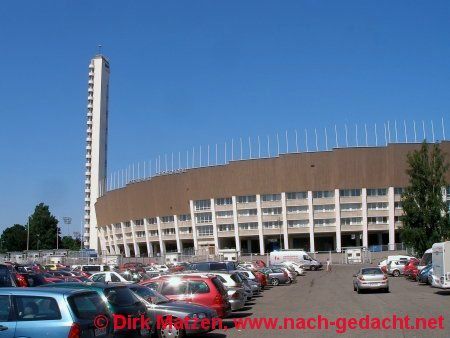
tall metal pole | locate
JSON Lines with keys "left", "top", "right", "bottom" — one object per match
{"left": 26, "top": 217, "right": 30, "bottom": 252}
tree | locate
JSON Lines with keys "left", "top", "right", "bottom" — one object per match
{"left": 0, "top": 224, "right": 27, "bottom": 252}
{"left": 61, "top": 236, "right": 81, "bottom": 251}
{"left": 400, "top": 142, "right": 450, "bottom": 255}
{"left": 28, "top": 203, "right": 60, "bottom": 250}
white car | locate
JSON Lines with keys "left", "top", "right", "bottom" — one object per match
{"left": 282, "top": 261, "right": 305, "bottom": 276}
{"left": 148, "top": 264, "right": 169, "bottom": 272}
{"left": 89, "top": 271, "right": 133, "bottom": 284}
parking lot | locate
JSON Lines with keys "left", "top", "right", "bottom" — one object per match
{"left": 208, "top": 265, "right": 450, "bottom": 338}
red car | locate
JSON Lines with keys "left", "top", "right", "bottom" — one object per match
{"left": 252, "top": 270, "right": 268, "bottom": 288}
{"left": 403, "top": 258, "right": 420, "bottom": 279}
{"left": 142, "top": 274, "right": 231, "bottom": 318}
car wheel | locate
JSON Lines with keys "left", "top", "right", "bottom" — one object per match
{"left": 271, "top": 278, "right": 280, "bottom": 286}
{"left": 310, "top": 266, "right": 317, "bottom": 271}
{"left": 384, "top": 287, "right": 390, "bottom": 293}
{"left": 357, "top": 286, "right": 362, "bottom": 294}
{"left": 392, "top": 270, "right": 400, "bottom": 277}
{"left": 353, "top": 284, "right": 356, "bottom": 291}
{"left": 158, "top": 318, "right": 185, "bottom": 338}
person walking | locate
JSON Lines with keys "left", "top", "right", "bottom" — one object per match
{"left": 326, "top": 258, "right": 332, "bottom": 272}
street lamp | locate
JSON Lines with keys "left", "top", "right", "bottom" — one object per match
{"left": 57, "top": 217, "right": 72, "bottom": 250}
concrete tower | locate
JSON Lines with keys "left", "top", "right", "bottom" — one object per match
{"left": 84, "top": 55, "right": 110, "bottom": 252}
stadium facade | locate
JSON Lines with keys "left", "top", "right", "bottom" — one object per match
{"left": 94, "top": 142, "right": 450, "bottom": 257}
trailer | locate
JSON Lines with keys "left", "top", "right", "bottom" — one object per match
{"left": 432, "top": 242, "right": 450, "bottom": 289}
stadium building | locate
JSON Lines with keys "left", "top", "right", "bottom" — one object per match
{"left": 84, "top": 55, "right": 450, "bottom": 257}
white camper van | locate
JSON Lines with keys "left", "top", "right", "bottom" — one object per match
{"left": 432, "top": 242, "right": 450, "bottom": 289}
{"left": 269, "top": 250, "right": 322, "bottom": 270}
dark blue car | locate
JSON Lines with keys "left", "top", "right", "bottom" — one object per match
{"left": 417, "top": 263, "right": 432, "bottom": 284}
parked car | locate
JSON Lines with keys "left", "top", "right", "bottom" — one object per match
{"left": 386, "top": 260, "right": 406, "bottom": 277}
{"left": 127, "top": 284, "right": 217, "bottom": 337}
{"left": 142, "top": 274, "right": 232, "bottom": 318}
{"left": 403, "top": 258, "right": 420, "bottom": 279}
{"left": 44, "top": 282, "right": 152, "bottom": 337}
{"left": 193, "top": 271, "right": 253, "bottom": 300}
{"left": 259, "top": 267, "right": 290, "bottom": 286}
{"left": 120, "top": 271, "right": 152, "bottom": 283}
{"left": 89, "top": 271, "right": 134, "bottom": 284}
{"left": 0, "top": 264, "right": 15, "bottom": 287}
{"left": 417, "top": 263, "right": 433, "bottom": 284}
{"left": 188, "top": 261, "right": 236, "bottom": 272}
{"left": 120, "top": 262, "right": 145, "bottom": 272}
{"left": 353, "top": 267, "right": 389, "bottom": 293}
{"left": 269, "top": 265, "right": 297, "bottom": 283}
{"left": 0, "top": 287, "right": 113, "bottom": 337}
{"left": 281, "top": 261, "right": 305, "bottom": 276}
{"left": 235, "top": 271, "right": 261, "bottom": 294}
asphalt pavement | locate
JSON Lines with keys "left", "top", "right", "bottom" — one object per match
{"left": 205, "top": 265, "right": 450, "bottom": 338}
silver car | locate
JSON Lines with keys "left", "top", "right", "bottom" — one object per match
{"left": 226, "top": 287, "right": 247, "bottom": 311}
{"left": 386, "top": 260, "right": 406, "bottom": 277}
{"left": 353, "top": 267, "right": 389, "bottom": 293}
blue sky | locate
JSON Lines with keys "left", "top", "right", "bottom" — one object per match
{"left": 1, "top": 1, "right": 450, "bottom": 234}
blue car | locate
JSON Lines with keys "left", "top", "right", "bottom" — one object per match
{"left": 417, "top": 263, "right": 433, "bottom": 284}
{"left": 0, "top": 287, "right": 113, "bottom": 338}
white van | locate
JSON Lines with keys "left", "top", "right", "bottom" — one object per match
{"left": 269, "top": 250, "right": 322, "bottom": 270}
{"left": 432, "top": 242, "right": 450, "bottom": 289}
{"left": 419, "top": 248, "right": 433, "bottom": 270}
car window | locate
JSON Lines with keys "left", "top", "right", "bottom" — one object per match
{"left": 104, "top": 266, "right": 110, "bottom": 271}
{"left": 160, "top": 281, "right": 188, "bottom": 295}
{"left": 111, "top": 274, "right": 121, "bottom": 282}
{"left": 83, "top": 266, "right": 100, "bottom": 272}
{"left": 144, "top": 282, "right": 159, "bottom": 291}
{"left": 68, "top": 292, "right": 109, "bottom": 320}
{"left": 211, "top": 277, "right": 227, "bottom": 295}
{"left": 15, "top": 296, "right": 61, "bottom": 321}
{"left": 231, "top": 273, "right": 243, "bottom": 283}
{"left": 361, "top": 268, "right": 383, "bottom": 275}
{"left": 0, "top": 296, "right": 12, "bottom": 321}
{"left": 188, "top": 281, "right": 210, "bottom": 294}
{"left": 92, "top": 273, "right": 105, "bottom": 282}
{"left": 272, "top": 268, "right": 283, "bottom": 273}
{"left": 104, "top": 287, "right": 137, "bottom": 306}
{"left": 130, "top": 286, "right": 170, "bottom": 304}
{"left": 0, "top": 266, "right": 13, "bottom": 287}
{"left": 216, "top": 275, "right": 227, "bottom": 283}
{"left": 26, "top": 274, "right": 47, "bottom": 287}
{"left": 210, "top": 263, "right": 227, "bottom": 271}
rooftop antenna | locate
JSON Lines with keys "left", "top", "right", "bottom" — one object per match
{"left": 98, "top": 45, "right": 102, "bottom": 55}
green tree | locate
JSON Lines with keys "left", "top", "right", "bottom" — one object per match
{"left": 400, "top": 142, "right": 450, "bottom": 255}
{"left": 28, "top": 203, "right": 60, "bottom": 250}
{"left": 0, "top": 224, "right": 27, "bottom": 252}
{"left": 61, "top": 236, "right": 81, "bottom": 251}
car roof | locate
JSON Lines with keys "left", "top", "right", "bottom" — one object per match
{"left": 43, "top": 282, "right": 128, "bottom": 290}
{"left": 0, "top": 287, "right": 96, "bottom": 296}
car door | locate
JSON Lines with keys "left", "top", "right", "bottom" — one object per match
{"left": 0, "top": 294, "right": 15, "bottom": 338}
{"left": 14, "top": 295, "right": 68, "bottom": 338}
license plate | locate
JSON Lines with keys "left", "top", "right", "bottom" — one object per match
{"left": 140, "top": 329, "right": 150, "bottom": 336}
{"left": 94, "top": 327, "right": 106, "bottom": 336}
{"left": 369, "top": 283, "right": 380, "bottom": 286}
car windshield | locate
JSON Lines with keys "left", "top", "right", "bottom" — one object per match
{"left": 361, "top": 268, "right": 383, "bottom": 275}
{"left": 69, "top": 292, "right": 109, "bottom": 320}
{"left": 104, "top": 286, "right": 138, "bottom": 306}
{"left": 130, "top": 286, "right": 170, "bottom": 304}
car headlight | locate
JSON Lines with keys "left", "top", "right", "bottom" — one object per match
{"left": 189, "top": 313, "right": 206, "bottom": 319}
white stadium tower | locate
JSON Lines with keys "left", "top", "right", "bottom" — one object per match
{"left": 84, "top": 54, "right": 110, "bottom": 251}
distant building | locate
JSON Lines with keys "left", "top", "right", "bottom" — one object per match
{"left": 84, "top": 55, "right": 110, "bottom": 250}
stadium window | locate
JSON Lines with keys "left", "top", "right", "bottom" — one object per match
{"left": 261, "top": 194, "right": 281, "bottom": 202}
{"left": 286, "top": 192, "right": 307, "bottom": 200}
{"left": 216, "top": 197, "right": 232, "bottom": 206}
{"left": 313, "top": 191, "right": 334, "bottom": 199}
{"left": 237, "top": 195, "right": 256, "bottom": 203}
{"left": 339, "top": 189, "right": 361, "bottom": 197}
{"left": 367, "top": 188, "right": 387, "bottom": 196}
{"left": 194, "top": 200, "right": 211, "bottom": 211}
